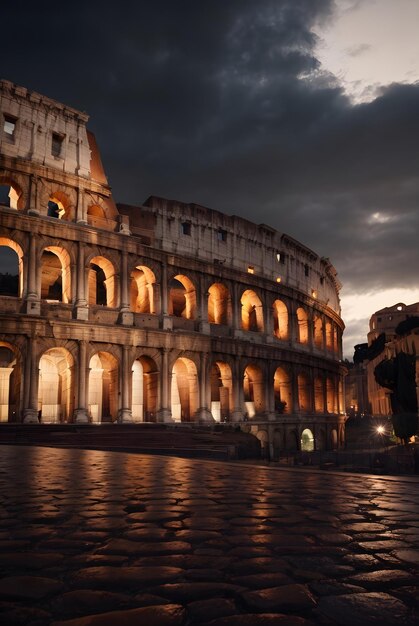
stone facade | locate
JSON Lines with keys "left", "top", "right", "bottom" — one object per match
{"left": 0, "top": 80, "right": 347, "bottom": 454}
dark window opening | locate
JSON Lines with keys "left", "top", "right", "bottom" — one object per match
{"left": 48, "top": 201, "right": 60, "bottom": 218}
{"left": 304, "top": 264, "right": 309, "bottom": 277}
{"left": 91, "top": 263, "right": 107, "bottom": 305}
{"left": 320, "top": 276, "right": 324, "bottom": 285}
{"left": 0, "top": 247, "right": 19, "bottom": 297}
{"left": 217, "top": 229, "right": 227, "bottom": 242}
{"left": 51, "top": 133, "right": 64, "bottom": 158}
{"left": 181, "top": 222, "right": 191, "bottom": 236}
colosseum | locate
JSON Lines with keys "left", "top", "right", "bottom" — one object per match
{"left": 0, "top": 79, "right": 346, "bottom": 455}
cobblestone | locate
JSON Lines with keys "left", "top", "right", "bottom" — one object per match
{"left": 0, "top": 445, "right": 418, "bottom": 625}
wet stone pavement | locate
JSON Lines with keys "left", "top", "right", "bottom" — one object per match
{"left": 0, "top": 446, "right": 418, "bottom": 626}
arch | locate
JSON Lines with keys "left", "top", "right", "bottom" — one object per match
{"left": 326, "top": 378, "right": 336, "bottom": 413}
{"left": 256, "top": 429, "right": 268, "bottom": 459}
{"left": 0, "top": 238, "right": 24, "bottom": 297}
{"left": 208, "top": 283, "right": 232, "bottom": 325}
{"left": 273, "top": 300, "right": 288, "bottom": 340}
{"left": 169, "top": 275, "right": 196, "bottom": 319}
{"left": 38, "top": 348, "right": 74, "bottom": 423}
{"left": 325, "top": 321, "right": 333, "bottom": 350}
{"left": 313, "top": 315, "right": 323, "bottom": 349}
{"left": 243, "top": 364, "right": 265, "bottom": 416}
{"left": 89, "top": 256, "right": 117, "bottom": 307}
{"left": 274, "top": 367, "right": 291, "bottom": 414}
{"left": 132, "top": 356, "right": 159, "bottom": 422}
{"left": 87, "top": 204, "right": 106, "bottom": 218}
{"left": 314, "top": 376, "right": 325, "bottom": 413}
{"left": 0, "top": 179, "right": 22, "bottom": 210}
{"left": 210, "top": 361, "right": 233, "bottom": 421}
{"left": 48, "top": 190, "right": 71, "bottom": 220}
{"left": 296, "top": 307, "right": 308, "bottom": 344}
{"left": 40, "top": 246, "right": 71, "bottom": 303}
{"left": 0, "top": 342, "right": 18, "bottom": 422}
{"left": 241, "top": 290, "right": 264, "bottom": 332}
{"left": 171, "top": 357, "right": 198, "bottom": 421}
{"left": 297, "top": 372, "right": 310, "bottom": 412}
{"left": 301, "top": 428, "right": 314, "bottom": 452}
{"left": 88, "top": 351, "right": 119, "bottom": 422}
{"left": 130, "top": 265, "right": 156, "bottom": 314}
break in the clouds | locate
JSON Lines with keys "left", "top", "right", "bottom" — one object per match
{"left": 1, "top": 0, "right": 418, "bottom": 357}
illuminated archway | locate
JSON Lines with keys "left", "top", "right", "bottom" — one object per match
{"left": 296, "top": 307, "right": 308, "bottom": 344}
{"left": 132, "top": 356, "right": 158, "bottom": 421}
{"left": 38, "top": 348, "right": 74, "bottom": 423}
{"left": 326, "top": 378, "right": 336, "bottom": 413}
{"left": 325, "top": 321, "right": 333, "bottom": 350}
{"left": 0, "top": 180, "right": 21, "bottom": 210}
{"left": 40, "top": 246, "right": 71, "bottom": 303}
{"left": 301, "top": 428, "right": 314, "bottom": 451}
{"left": 273, "top": 300, "right": 288, "bottom": 340}
{"left": 0, "top": 238, "right": 23, "bottom": 297}
{"left": 0, "top": 343, "right": 18, "bottom": 422}
{"left": 314, "top": 315, "right": 323, "bottom": 348}
{"left": 171, "top": 357, "right": 198, "bottom": 421}
{"left": 89, "top": 256, "right": 117, "bottom": 307}
{"left": 169, "top": 275, "right": 196, "bottom": 319}
{"left": 274, "top": 367, "right": 291, "bottom": 414}
{"left": 208, "top": 283, "right": 232, "bottom": 325}
{"left": 210, "top": 361, "right": 233, "bottom": 421}
{"left": 297, "top": 372, "right": 310, "bottom": 412}
{"left": 88, "top": 352, "right": 119, "bottom": 422}
{"left": 331, "top": 428, "right": 338, "bottom": 449}
{"left": 130, "top": 266, "right": 156, "bottom": 314}
{"left": 243, "top": 364, "right": 265, "bottom": 416}
{"left": 47, "top": 191, "right": 71, "bottom": 220}
{"left": 241, "top": 290, "right": 264, "bottom": 332}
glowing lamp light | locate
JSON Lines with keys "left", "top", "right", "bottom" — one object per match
{"left": 311, "top": 290, "right": 317, "bottom": 298}
{"left": 376, "top": 425, "right": 385, "bottom": 435}
{"left": 276, "top": 277, "right": 281, "bottom": 283}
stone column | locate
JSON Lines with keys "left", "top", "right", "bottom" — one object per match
{"left": 230, "top": 360, "right": 244, "bottom": 422}
{"left": 74, "top": 340, "right": 89, "bottom": 423}
{"left": 74, "top": 242, "right": 89, "bottom": 320}
{"left": 118, "top": 345, "right": 133, "bottom": 422}
{"left": 23, "top": 337, "right": 39, "bottom": 423}
{"left": 24, "top": 233, "right": 41, "bottom": 315}
{"left": 198, "top": 276, "right": 210, "bottom": 333}
{"left": 161, "top": 262, "right": 172, "bottom": 330}
{"left": 119, "top": 250, "right": 133, "bottom": 325}
{"left": 76, "top": 186, "right": 87, "bottom": 225}
{"left": 156, "top": 348, "right": 172, "bottom": 422}
{"left": 232, "top": 282, "right": 242, "bottom": 336}
{"left": 196, "top": 352, "right": 214, "bottom": 423}
{"left": 291, "top": 367, "right": 300, "bottom": 414}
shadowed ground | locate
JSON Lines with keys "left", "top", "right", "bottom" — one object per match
{"left": 0, "top": 445, "right": 418, "bottom": 625}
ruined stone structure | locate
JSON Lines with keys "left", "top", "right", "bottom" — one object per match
{"left": 0, "top": 80, "right": 347, "bottom": 454}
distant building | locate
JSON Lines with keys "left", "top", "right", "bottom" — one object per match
{"left": 0, "top": 79, "right": 347, "bottom": 454}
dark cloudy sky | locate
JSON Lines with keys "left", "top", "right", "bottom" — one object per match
{"left": 2, "top": 0, "right": 419, "bottom": 358}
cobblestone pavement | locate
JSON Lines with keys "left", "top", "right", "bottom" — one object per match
{"left": 0, "top": 446, "right": 418, "bottom": 626}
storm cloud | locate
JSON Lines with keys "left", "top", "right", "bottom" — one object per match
{"left": 2, "top": 0, "right": 418, "bottom": 352}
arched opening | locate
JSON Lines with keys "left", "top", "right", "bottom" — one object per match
{"left": 301, "top": 428, "right": 314, "bottom": 452}
{"left": 256, "top": 430, "right": 269, "bottom": 459}
{"left": 241, "top": 290, "right": 264, "bottom": 332}
{"left": 208, "top": 283, "right": 232, "bottom": 325}
{"left": 0, "top": 343, "right": 18, "bottom": 422}
{"left": 326, "top": 378, "right": 336, "bottom": 413}
{"left": 331, "top": 428, "right": 338, "bottom": 450}
{"left": 38, "top": 348, "right": 74, "bottom": 423}
{"left": 296, "top": 307, "right": 308, "bottom": 344}
{"left": 243, "top": 364, "right": 265, "bottom": 417}
{"left": 325, "top": 321, "right": 333, "bottom": 350}
{"left": 210, "top": 361, "right": 233, "bottom": 421}
{"left": 87, "top": 204, "right": 106, "bottom": 218}
{"left": 47, "top": 191, "right": 70, "bottom": 220}
{"left": 297, "top": 372, "right": 310, "bottom": 412}
{"left": 273, "top": 300, "right": 288, "bottom": 340}
{"left": 171, "top": 357, "right": 198, "bottom": 422}
{"left": 0, "top": 239, "right": 23, "bottom": 297}
{"left": 89, "top": 256, "right": 117, "bottom": 307}
{"left": 130, "top": 266, "right": 156, "bottom": 314}
{"left": 88, "top": 352, "right": 119, "bottom": 422}
{"left": 274, "top": 367, "right": 291, "bottom": 414}
{"left": 334, "top": 326, "right": 339, "bottom": 354}
{"left": 0, "top": 181, "right": 20, "bottom": 210}
{"left": 314, "top": 376, "right": 325, "bottom": 413}
{"left": 169, "top": 275, "right": 196, "bottom": 319}
{"left": 132, "top": 356, "right": 158, "bottom": 422}
{"left": 313, "top": 316, "right": 323, "bottom": 348}
{"left": 40, "top": 246, "right": 71, "bottom": 303}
